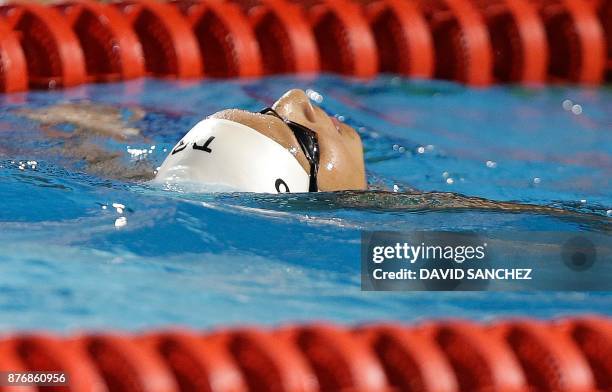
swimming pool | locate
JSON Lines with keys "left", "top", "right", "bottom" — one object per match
{"left": 0, "top": 75, "right": 610, "bottom": 332}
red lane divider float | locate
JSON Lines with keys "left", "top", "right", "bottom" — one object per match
{"left": 172, "top": 0, "right": 262, "bottom": 78}
{"left": 114, "top": 0, "right": 202, "bottom": 78}
{"left": 418, "top": 0, "right": 493, "bottom": 86}
{"left": 355, "top": 324, "right": 458, "bottom": 392}
{"left": 492, "top": 320, "right": 596, "bottom": 392}
{"left": 0, "top": 3, "right": 86, "bottom": 89}
{"left": 10, "top": 334, "right": 105, "bottom": 392}
{"left": 364, "top": 0, "right": 434, "bottom": 79}
{"left": 556, "top": 317, "right": 612, "bottom": 392}
{"left": 298, "top": 0, "right": 379, "bottom": 78}
{"left": 0, "top": 318, "right": 610, "bottom": 391}
{"left": 278, "top": 324, "right": 388, "bottom": 391}
{"left": 76, "top": 334, "right": 179, "bottom": 392}
{"left": 141, "top": 330, "right": 248, "bottom": 392}
{"left": 591, "top": 0, "right": 611, "bottom": 80}
{"left": 424, "top": 321, "right": 527, "bottom": 391}
{"left": 536, "top": 0, "right": 606, "bottom": 84}
{"left": 474, "top": 0, "right": 548, "bottom": 83}
{"left": 56, "top": 0, "right": 145, "bottom": 82}
{"left": 0, "top": 0, "right": 610, "bottom": 91}
{"left": 0, "top": 339, "right": 35, "bottom": 392}
{"left": 211, "top": 328, "right": 317, "bottom": 391}
{"left": 238, "top": 0, "right": 319, "bottom": 75}
{"left": 0, "top": 20, "right": 27, "bottom": 93}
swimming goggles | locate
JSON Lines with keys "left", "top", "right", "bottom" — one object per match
{"left": 260, "top": 107, "right": 320, "bottom": 192}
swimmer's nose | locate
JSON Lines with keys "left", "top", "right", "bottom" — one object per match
{"left": 273, "top": 89, "right": 319, "bottom": 125}
{"left": 300, "top": 97, "right": 318, "bottom": 123}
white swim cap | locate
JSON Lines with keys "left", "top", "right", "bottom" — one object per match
{"left": 153, "top": 118, "right": 310, "bottom": 193}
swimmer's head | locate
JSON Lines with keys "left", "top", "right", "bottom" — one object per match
{"left": 154, "top": 89, "right": 367, "bottom": 193}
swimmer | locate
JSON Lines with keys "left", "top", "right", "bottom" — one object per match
{"left": 14, "top": 91, "right": 608, "bottom": 219}
{"left": 152, "top": 89, "right": 609, "bottom": 220}
{"left": 154, "top": 89, "right": 366, "bottom": 192}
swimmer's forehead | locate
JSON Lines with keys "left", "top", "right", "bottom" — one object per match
{"left": 209, "top": 108, "right": 290, "bottom": 134}
{"left": 208, "top": 108, "right": 310, "bottom": 173}
{"left": 210, "top": 108, "right": 275, "bottom": 123}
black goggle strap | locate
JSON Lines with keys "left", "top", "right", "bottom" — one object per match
{"left": 259, "top": 107, "right": 319, "bottom": 192}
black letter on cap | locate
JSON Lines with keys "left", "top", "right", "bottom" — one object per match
{"left": 193, "top": 136, "right": 215, "bottom": 153}
{"left": 275, "top": 179, "right": 290, "bottom": 193}
{"left": 171, "top": 140, "right": 187, "bottom": 155}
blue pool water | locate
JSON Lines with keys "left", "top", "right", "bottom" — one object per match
{"left": 0, "top": 76, "right": 610, "bottom": 332}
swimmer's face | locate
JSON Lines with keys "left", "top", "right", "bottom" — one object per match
{"left": 210, "top": 89, "right": 367, "bottom": 191}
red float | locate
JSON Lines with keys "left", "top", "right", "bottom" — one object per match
{"left": 417, "top": 0, "right": 493, "bottom": 86}
{"left": 0, "top": 21, "right": 27, "bottom": 93}
{"left": 208, "top": 328, "right": 317, "bottom": 391}
{"left": 536, "top": 0, "right": 606, "bottom": 84}
{"left": 8, "top": 334, "right": 104, "bottom": 392}
{"left": 237, "top": 0, "right": 319, "bottom": 75}
{"left": 0, "top": 3, "right": 86, "bottom": 89}
{"left": 139, "top": 330, "right": 248, "bottom": 392}
{"left": 55, "top": 0, "right": 145, "bottom": 82}
{"left": 75, "top": 334, "right": 179, "bottom": 392}
{"left": 277, "top": 324, "right": 389, "bottom": 391}
{"left": 114, "top": 0, "right": 202, "bottom": 78}
{"left": 172, "top": 0, "right": 261, "bottom": 78}
{"left": 0, "top": 338, "right": 36, "bottom": 392}
{"left": 473, "top": 0, "right": 548, "bottom": 83}
{"left": 296, "top": 0, "right": 378, "bottom": 77}
{"left": 591, "top": 0, "right": 611, "bottom": 80}
{"left": 364, "top": 0, "right": 434, "bottom": 78}
{"left": 556, "top": 317, "right": 612, "bottom": 391}
{"left": 423, "top": 321, "right": 527, "bottom": 391}
{"left": 356, "top": 324, "right": 458, "bottom": 392}
{"left": 492, "top": 320, "right": 595, "bottom": 392}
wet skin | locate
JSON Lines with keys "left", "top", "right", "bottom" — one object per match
{"left": 210, "top": 89, "right": 367, "bottom": 191}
